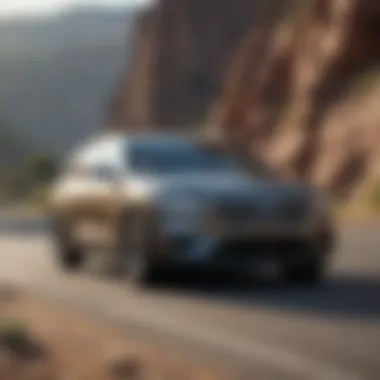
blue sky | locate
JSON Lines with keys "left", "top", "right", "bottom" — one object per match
{"left": 0, "top": 0, "right": 153, "bottom": 18}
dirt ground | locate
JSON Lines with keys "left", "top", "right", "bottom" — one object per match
{"left": 0, "top": 285, "right": 225, "bottom": 380}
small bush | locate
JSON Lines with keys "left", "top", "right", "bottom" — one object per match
{"left": 26, "top": 153, "right": 58, "bottom": 186}
{"left": 0, "top": 319, "right": 29, "bottom": 349}
{"left": 0, "top": 152, "right": 58, "bottom": 207}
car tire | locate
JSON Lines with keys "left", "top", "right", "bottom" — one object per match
{"left": 117, "top": 210, "right": 158, "bottom": 288}
{"left": 285, "top": 259, "right": 325, "bottom": 286}
{"left": 57, "top": 244, "right": 85, "bottom": 271}
{"left": 285, "top": 230, "right": 334, "bottom": 287}
{"left": 51, "top": 217, "right": 85, "bottom": 272}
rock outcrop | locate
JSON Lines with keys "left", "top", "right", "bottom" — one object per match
{"left": 110, "top": 0, "right": 380, "bottom": 201}
{"left": 215, "top": 0, "right": 380, "bottom": 199}
{"left": 109, "top": 0, "right": 286, "bottom": 128}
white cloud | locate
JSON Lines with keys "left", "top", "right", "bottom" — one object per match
{"left": 0, "top": 0, "right": 152, "bottom": 18}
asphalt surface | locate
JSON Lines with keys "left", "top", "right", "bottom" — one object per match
{"left": 0, "top": 216, "right": 379, "bottom": 380}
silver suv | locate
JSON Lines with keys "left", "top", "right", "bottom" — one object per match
{"left": 48, "top": 132, "right": 335, "bottom": 286}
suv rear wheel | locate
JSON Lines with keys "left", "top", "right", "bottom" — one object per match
{"left": 286, "top": 231, "right": 333, "bottom": 286}
{"left": 285, "top": 255, "right": 326, "bottom": 286}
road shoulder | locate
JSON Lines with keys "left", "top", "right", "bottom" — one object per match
{"left": 0, "top": 285, "right": 224, "bottom": 380}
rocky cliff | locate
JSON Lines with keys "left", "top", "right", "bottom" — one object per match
{"left": 109, "top": 0, "right": 289, "bottom": 128}
{"left": 110, "top": 0, "right": 379, "bottom": 203}
{"left": 214, "top": 0, "right": 380, "bottom": 200}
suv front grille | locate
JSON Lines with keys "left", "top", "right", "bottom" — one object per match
{"left": 219, "top": 203, "right": 260, "bottom": 225}
{"left": 218, "top": 198, "right": 308, "bottom": 225}
{"left": 215, "top": 238, "right": 310, "bottom": 261}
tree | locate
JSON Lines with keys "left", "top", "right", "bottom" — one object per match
{"left": 26, "top": 153, "right": 58, "bottom": 186}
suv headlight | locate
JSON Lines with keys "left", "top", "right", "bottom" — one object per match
{"left": 160, "top": 197, "right": 205, "bottom": 234}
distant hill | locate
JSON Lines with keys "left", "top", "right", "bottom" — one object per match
{"left": 0, "top": 6, "right": 139, "bottom": 157}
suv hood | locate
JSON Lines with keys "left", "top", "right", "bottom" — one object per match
{"left": 128, "top": 171, "right": 313, "bottom": 203}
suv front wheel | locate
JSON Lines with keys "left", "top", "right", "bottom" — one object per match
{"left": 51, "top": 217, "right": 85, "bottom": 272}
{"left": 57, "top": 243, "right": 85, "bottom": 271}
{"left": 285, "top": 259, "right": 325, "bottom": 286}
{"left": 117, "top": 210, "right": 158, "bottom": 287}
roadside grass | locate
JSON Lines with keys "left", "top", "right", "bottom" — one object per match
{"left": 0, "top": 151, "right": 57, "bottom": 213}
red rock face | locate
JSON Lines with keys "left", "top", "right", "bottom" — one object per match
{"left": 215, "top": 0, "right": 380, "bottom": 199}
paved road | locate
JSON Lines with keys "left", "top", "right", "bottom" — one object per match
{"left": 0, "top": 217, "right": 379, "bottom": 380}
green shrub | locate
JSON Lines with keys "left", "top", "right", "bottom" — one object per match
{"left": 0, "top": 319, "right": 29, "bottom": 348}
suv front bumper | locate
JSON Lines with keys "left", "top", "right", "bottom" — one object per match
{"left": 156, "top": 223, "right": 335, "bottom": 272}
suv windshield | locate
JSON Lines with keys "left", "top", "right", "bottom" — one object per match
{"left": 129, "top": 140, "right": 236, "bottom": 174}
